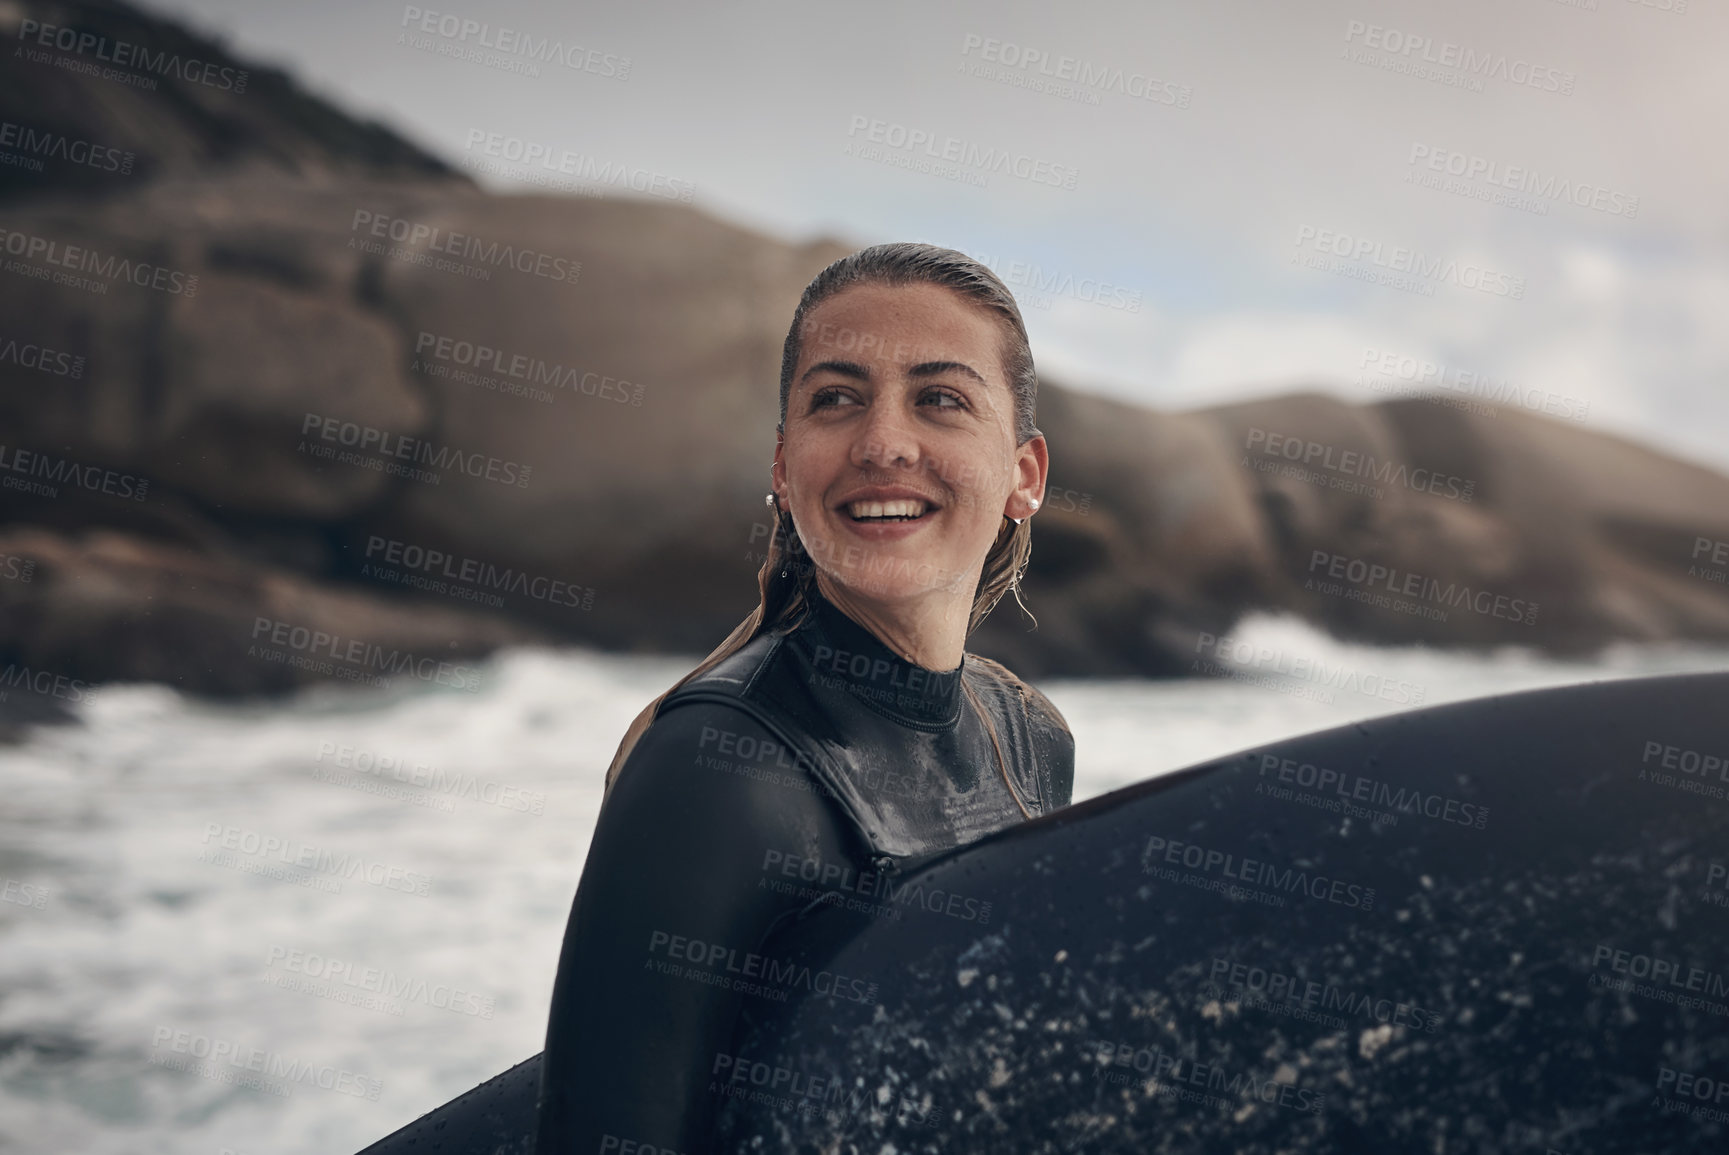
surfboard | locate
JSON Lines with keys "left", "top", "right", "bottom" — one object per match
{"left": 355, "top": 1052, "right": 539, "bottom": 1154}
{"left": 359, "top": 671, "right": 1729, "bottom": 1153}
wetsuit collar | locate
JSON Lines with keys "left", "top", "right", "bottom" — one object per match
{"left": 796, "top": 586, "right": 965, "bottom": 730}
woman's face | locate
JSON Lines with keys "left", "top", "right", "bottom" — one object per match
{"left": 773, "top": 281, "right": 1048, "bottom": 609}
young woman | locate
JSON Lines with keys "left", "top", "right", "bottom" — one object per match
{"left": 534, "top": 242, "right": 1075, "bottom": 1153}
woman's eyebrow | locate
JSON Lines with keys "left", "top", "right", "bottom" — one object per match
{"left": 799, "top": 359, "right": 871, "bottom": 386}
{"left": 908, "top": 360, "right": 986, "bottom": 384}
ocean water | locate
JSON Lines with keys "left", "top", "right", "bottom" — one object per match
{"left": 0, "top": 614, "right": 1725, "bottom": 1154}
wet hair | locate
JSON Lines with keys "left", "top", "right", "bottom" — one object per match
{"left": 604, "top": 242, "right": 1043, "bottom": 797}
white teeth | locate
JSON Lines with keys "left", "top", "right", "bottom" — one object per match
{"left": 847, "top": 498, "right": 928, "bottom": 520}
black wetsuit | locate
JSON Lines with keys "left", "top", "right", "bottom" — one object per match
{"left": 533, "top": 588, "right": 1075, "bottom": 1153}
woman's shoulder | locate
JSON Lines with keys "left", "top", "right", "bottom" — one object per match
{"left": 615, "top": 624, "right": 838, "bottom": 798}
{"left": 609, "top": 692, "right": 844, "bottom": 824}
{"left": 661, "top": 626, "right": 790, "bottom": 709}
{"left": 964, "top": 652, "right": 1073, "bottom": 736}
{"left": 627, "top": 690, "right": 800, "bottom": 780}
{"left": 963, "top": 652, "right": 1076, "bottom": 811}
{"left": 968, "top": 653, "right": 1071, "bottom": 809}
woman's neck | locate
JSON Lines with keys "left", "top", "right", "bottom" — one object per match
{"left": 812, "top": 571, "right": 969, "bottom": 673}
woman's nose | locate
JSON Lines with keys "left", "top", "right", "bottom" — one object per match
{"left": 852, "top": 401, "right": 921, "bottom": 471}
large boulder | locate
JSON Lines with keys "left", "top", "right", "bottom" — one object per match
{"left": 0, "top": 525, "right": 535, "bottom": 696}
{"left": 1198, "top": 393, "right": 1729, "bottom": 653}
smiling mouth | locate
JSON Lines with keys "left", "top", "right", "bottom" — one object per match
{"left": 845, "top": 499, "right": 934, "bottom": 522}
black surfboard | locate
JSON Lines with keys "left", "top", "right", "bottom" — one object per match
{"left": 359, "top": 671, "right": 1729, "bottom": 1154}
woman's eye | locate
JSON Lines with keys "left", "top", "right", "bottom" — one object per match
{"left": 809, "top": 386, "right": 963, "bottom": 411}
{"left": 810, "top": 388, "right": 858, "bottom": 410}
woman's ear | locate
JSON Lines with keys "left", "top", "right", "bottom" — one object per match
{"left": 1005, "top": 434, "right": 1049, "bottom": 521}
{"left": 770, "top": 431, "right": 787, "bottom": 507}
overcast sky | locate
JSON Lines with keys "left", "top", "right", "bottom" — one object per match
{"left": 146, "top": 0, "right": 1728, "bottom": 470}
